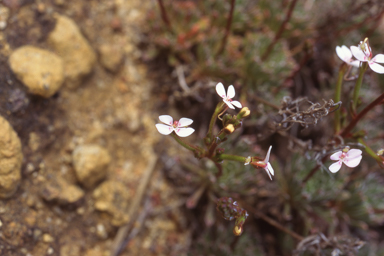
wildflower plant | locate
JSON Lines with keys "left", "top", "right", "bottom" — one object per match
{"left": 156, "top": 82, "right": 275, "bottom": 233}
{"left": 149, "top": 0, "right": 384, "bottom": 254}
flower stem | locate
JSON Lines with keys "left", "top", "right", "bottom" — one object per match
{"left": 352, "top": 62, "right": 368, "bottom": 111}
{"left": 206, "top": 102, "right": 225, "bottom": 144}
{"left": 170, "top": 133, "right": 199, "bottom": 152}
{"left": 334, "top": 64, "right": 347, "bottom": 133}
{"left": 357, "top": 138, "right": 383, "bottom": 162}
{"left": 218, "top": 154, "right": 247, "bottom": 163}
{"left": 340, "top": 91, "right": 384, "bottom": 137}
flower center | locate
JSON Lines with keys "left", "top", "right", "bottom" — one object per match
{"left": 172, "top": 121, "right": 179, "bottom": 128}
{"left": 253, "top": 161, "right": 267, "bottom": 168}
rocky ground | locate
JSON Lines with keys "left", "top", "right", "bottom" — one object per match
{"left": 0, "top": 1, "right": 190, "bottom": 255}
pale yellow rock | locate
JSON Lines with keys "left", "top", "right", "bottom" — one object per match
{"left": 93, "top": 180, "right": 130, "bottom": 226}
{"left": 98, "top": 44, "right": 124, "bottom": 73}
{"left": 40, "top": 174, "right": 84, "bottom": 204}
{"left": 0, "top": 115, "right": 23, "bottom": 198}
{"left": 48, "top": 14, "right": 96, "bottom": 88}
{"left": 9, "top": 46, "right": 64, "bottom": 98}
{"left": 72, "top": 144, "right": 111, "bottom": 188}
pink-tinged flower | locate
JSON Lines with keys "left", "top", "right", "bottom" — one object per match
{"left": 155, "top": 115, "right": 195, "bottom": 137}
{"left": 329, "top": 146, "right": 362, "bottom": 173}
{"left": 350, "top": 38, "right": 384, "bottom": 74}
{"left": 336, "top": 45, "right": 360, "bottom": 67}
{"left": 216, "top": 82, "right": 242, "bottom": 109}
{"left": 250, "top": 146, "right": 274, "bottom": 180}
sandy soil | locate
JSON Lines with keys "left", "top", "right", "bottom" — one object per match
{"left": 0, "top": 1, "right": 190, "bottom": 255}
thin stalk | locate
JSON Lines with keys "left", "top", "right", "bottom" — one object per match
{"left": 214, "top": 161, "right": 223, "bottom": 177}
{"left": 247, "top": 206, "right": 303, "bottom": 241}
{"left": 206, "top": 102, "right": 225, "bottom": 143}
{"left": 358, "top": 138, "right": 383, "bottom": 162}
{"left": 156, "top": 0, "right": 171, "bottom": 29}
{"left": 352, "top": 62, "right": 368, "bottom": 111}
{"left": 302, "top": 155, "right": 328, "bottom": 185}
{"left": 341, "top": 91, "right": 384, "bottom": 137}
{"left": 219, "top": 154, "right": 247, "bottom": 163}
{"left": 334, "top": 64, "right": 347, "bottom": 133}
{"left": 170, "top": 133, "right": 199, "bottom": 152}
{"left": 261, "top": 0, "right": 298, "bottom": 61}
{"left": 216, "top": 0, "right": 236, "bottom": 56}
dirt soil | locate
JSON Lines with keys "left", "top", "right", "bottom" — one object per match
{"left": 0, "top": 1, "right": 190, "bottom": 255}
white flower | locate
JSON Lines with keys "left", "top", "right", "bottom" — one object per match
{"left": 336, "top": 45, "right": 360, "bottom": 67}
{"left": 216, "top": 82, "right": 242, "bottom": 109}
{"left": 155, "top": 115, "right": 195, "bottom": 137}
{"left": 329, "top": 146, "right": 362, "bottom": 173}
{"left": 350, "top": 39, "right": 384, "bottom": 74}
{"left": 251, "top": 146, "right": 274, "bottom": 180}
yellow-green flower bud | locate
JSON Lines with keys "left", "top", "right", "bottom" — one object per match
{"left": 224, "top": 124, "right": 235, "bottom": 134}
{"left": 237, "top": 107, "right": 250, "bottom": 119}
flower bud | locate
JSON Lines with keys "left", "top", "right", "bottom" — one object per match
{"left": 224, "top": 124, "right": 235, "bottom": 134}
{"left": 237, "top": 107, "right": 250, "bottom": 119}
{"left": 233, "top": 225, "right": 243, "bottom": 236}
{"left": 222, "top": 114, "right": 233, "bottom": 127}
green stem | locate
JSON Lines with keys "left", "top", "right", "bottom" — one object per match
{"left": 352, "top": 62, "right": 368, "bottom": 111}
{"left": 170, "top": 133, "right": 200, "bottom": 152}
{"left": 358, "top": 138, "right": 382, "bottom": 162}
{"left": 334, "top": 64, "right": 346, "bottom": 133}
{"left": 206, "top": 102, "right": 225, "bottom": 144}
{"left": 219, "top": 154, "right": 247, "bottom": 163}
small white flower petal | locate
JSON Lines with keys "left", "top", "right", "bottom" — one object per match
{"left": 346, "top": 149, "right": 362, "bottom": 158}
{"left": 159, "top": 115, "right": 173, "bottom": 125}
{"left": 216, "top": 82, "right": 226, "bottom": 98}
{"left": 336, "top": 46, "right": 345, "bottom": 62}
{"left": 227, "top": 85, "right": 235, "bottom": 99}
{"left": 350, "top": 60, "right": 360, "bottom": 67}
{"left": 372, "top": 54, "right": 384, "bottom": 63}
{"left": 264, "top": 167, "right": 272, "bottom": 180}
{"left": 329, "top": 162, "right": 342, "bottom": 173}
{"left": 266, "top": 162, "right": 274, "bottom": 176}
{"left": 330, "top": 151, "right": 342, "bottom": 161}
{"left": 178, "top": 117, "right": 193, "bottom": 127}
{"left": 369, "top": 62, "right": 384, "bottom": 74}
{"left": 224, "top": 101, "right": 235, "bottom": 109}
{"left": 344, "top": 155, "right": 362, "bottom": 168}
{"left": 341, "top": 45, "right": 353, "bottom": 60}
{"left": 230, "top": 100, "right": 242, "bottom": 108}
{"left": 351, "top": 46, "right": 367, "bottom": 62}
{"left": 156, "top": 124, "right": 173, "bottom": 135}
{"left": 175, "top": 127, "right": 195, "bottom": 137}
{"left": 264, "top": 146, "right": 272, "bottom": 163}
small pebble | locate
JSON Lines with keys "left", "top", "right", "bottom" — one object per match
{"left": 43, "top": 233, "right": 54, "bottom": 243}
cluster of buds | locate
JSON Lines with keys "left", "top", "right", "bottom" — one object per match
{"left": 216, "top": 197, "right": 249, "bottom": 236}
{"left": 221, "top": 107, "right": 250, "bottom": 134}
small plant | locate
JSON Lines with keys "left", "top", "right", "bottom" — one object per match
{"left": 149, "top": 1, "right": 384, "bottom": 254}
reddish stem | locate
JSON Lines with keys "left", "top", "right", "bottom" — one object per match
{"left": 340, "top": 91, "right": 384, "bottom": 138}
{"left": 303, "top": 91, "right": 384, "bottom": 184}
{"left": 156, "top": 0, "right": 171, "bottom": 28}
{"left": 217, "top": 0, "right": 236, "bottom": 56}
{"left": 261, "top": 0, "right": 298, "bottom": 61}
